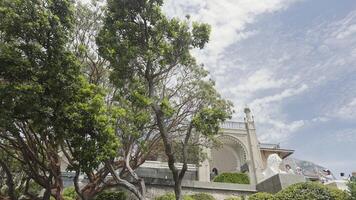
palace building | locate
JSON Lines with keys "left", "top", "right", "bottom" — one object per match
{"left": 60, "top": 108, "right": 336, "bottom": 199}
{"left": 138, "top": 107, "right": 294, "bottom": 185}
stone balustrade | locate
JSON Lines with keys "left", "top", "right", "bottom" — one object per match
{"left": 220, "top": 121, "right": 246, "bottom": 130}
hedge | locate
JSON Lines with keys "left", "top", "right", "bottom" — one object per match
{"left": 154, "top": 193, "right": 194, "bottom": 200}
{"left": 248, "top": 192, "right": 274, "bottom": 200}
{"left": 328, "top": 187, "right": 350, "bottom": 200}
{"left": 248, "top": 183, "right": 350, "bottom": 200}
{"left": 155, "top": 183, "right": 350, "bottom": 200}
{"left": 95, "top": 191, "right": 127, "bottom": 200}
{"left": 275, "top": 182, "right": 333, "bottom": 200}
{"left": 49, "top": 187, "right": 77, "bottom": 200}
{"left": 213, "top": 172, "right": 250, "bottom": 184}
{"left": 63, "top": 187, "right": 77, "bottom": 200}
{"left": 224, "top": 196, "right": 242, "bottom": 200}
{"left": 348, "top": 180, "right": 356, "bottom": 200}
{"left": 190, "top": 193, "right": 215, "bottom": 200}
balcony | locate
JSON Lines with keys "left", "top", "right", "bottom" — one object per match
{"left": 259, "top": 143, "right": 280, "bottom": 149}
{"left": 220, "top": 121, "right": 246, "bottom": 130}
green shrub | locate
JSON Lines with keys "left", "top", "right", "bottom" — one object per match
{"left": 28, "top": 180, "right": 43, "bottom": 195}
{"left": 213, "top": 172, "right": 250, "bottom": 184}
{"left": 190, "top": 193, "right": 215, "bottom": 200}
{"left": 154, "top": 193, "right": 194, "bottom": 200}
{"left": 275, "top": 182, "right": 333, "bottom": 200}
{"left": 63, "top": 187, "right": 77, "bottom": 200}
{"left": 224, "top": 196, "right": 242, "bottom": 200}
{"left": 155, "top": 193, "right": 175, "bottom": 200}
{"left": 248, "top": 192, "right": 274, "bottom": 200}
{"left": 184, "top": 195, "right": 195, "bottom": 200}
{"left": 348, "top": 180, "right": 356, "bottom": 200}
{"left": 327, "top": 187, "right": 350, "bottom": 200}
{"left": 95, "top": 191, "right": 127, "bottom": 200}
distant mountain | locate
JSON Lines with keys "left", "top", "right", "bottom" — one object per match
{"left": 283, "top": 157, "right": 335, "bottom": 180}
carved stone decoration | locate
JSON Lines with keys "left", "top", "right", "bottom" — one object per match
{"left": 262, "top": 153, "right": 286, "bottom": 179}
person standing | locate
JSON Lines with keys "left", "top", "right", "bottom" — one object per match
{"left": 285, "top": 164, "right": 295, "bottom": 174}
{"left": 210, "top": 168, "right": 219, "bottom": 181}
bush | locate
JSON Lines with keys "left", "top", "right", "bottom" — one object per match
{"left": 154, "top": 193, "right": 194, "bottom": 200}
{"left": 275, "top": 182, "right": 333, "bottom": 200}
{"left": 224, "top": 196, "right": 242, "bottom": 200}
{"left": 63, "top": 196, "right": 74, "bottom": 200}
{"left": 248, "top": 192, "right": 274, "bottom": 200}
{"left": 95, "top": 191, "right": 127, "bottom": 200}
{"left": 63, "top": 187, "right": 77, "bottom": 200}
{"left": 348, "top": 180, "right": 356, "bottom": 200}
{"left": 190, "top": 193, "right": 215, "bottom": 200}
{"left": 184, "top": 195, "right": 195, "bottom": 200}
{"left": 27, "top": 180, "right": 43, "bottom": 195}
{"left": 213, "top": 172, "right": 250, "bottom": 184}
{"left": 328, "top": 187, "right": 350, "bottom": 200}
{"left": 155, "top": 193, "right": 175, "bottom": 200}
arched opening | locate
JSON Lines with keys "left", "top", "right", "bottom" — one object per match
{"left": 210, "top": 135, "right": 247, "bottom": 173}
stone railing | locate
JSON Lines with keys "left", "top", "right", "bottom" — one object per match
{"left": 140, "top": 160, "right": 198, "bottom": 171}
{"left": 259, "top": 143, "right": 280, "bottom": 149}
{"left": 220, "top": 121, "right": 245, "bottom": 130}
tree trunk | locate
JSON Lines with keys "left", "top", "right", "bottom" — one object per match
{"left": 118, "top": 180, "right": 145, "bottom": 200}
{"left": 125, "top": 146, "right": 146, "bottom": 197}
{"left": 0, "top": 160, "right": 17, "bottom": 200}
{"left": 174, "top": 178, "right": 183, "bottom": 200}
{"left": 43, "top": 175, "right": 53, "bottom": 200}
{"left": 52, "top": 175, "right": 64, "bottom": 200}
{"left": 106, "top": 162, "right": 146, "bottom": 200}
{"left": 154, "top": 108, "right": 184, "bottom": 200}
{"left": 74, "top": 170, "right": 87, "bottom": 200}
{"left": 54, "top": 184, "right": 64, "bottom": 200}
{"left": 43, "top": 186, "right": 52, "bottom": 200}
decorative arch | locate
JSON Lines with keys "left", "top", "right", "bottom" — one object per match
{"left": 210, "top": 134, "right": 249, "bottom": 173}
{"left": 217, "top": 135, "right": 248, "bottom": 161}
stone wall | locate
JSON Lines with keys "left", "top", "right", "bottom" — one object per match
{"left": 256, "top": 173, "right": 306, "bottom": 194}
{"left": 144, "top": 180, "right": 256, "bottom": 200}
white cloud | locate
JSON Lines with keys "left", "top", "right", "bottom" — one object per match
{"left": 330, "top": 11, "right": 356, "bottom": 39}
{"left": 259, "top": 119, "right": 305, "bottom": 142}
{"left": 163, "top": 1, "right": 308, "bottom": 144}
{"left": 163, "top": 0, "right": 301, "bottom": 67}
{"left": 251, "top": 84, "right": 308, "bottom": 107}
{"left": 164, "top": 1, "right": 356, "bottom": 145}
{"left": 220, "top": 69, "right": 295, "bottom": 103}
{"left": 232, "top": 84, "right": 309, "bottom": 143}
{"left": 311, "top": 117, "right": 330, "bottom": 122}
{"left": 334, "top": 129, "right": 356, "bottom": 143}
{"left": 333, "top": 98, "right": 356, "bottom": 120}
{"left": 335, "top": 24, "right": 356, "bottom": 39}
{"left": 234, "top": 69, "right": 288, "bottom": 92}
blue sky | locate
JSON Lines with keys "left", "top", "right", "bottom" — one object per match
{"left": 164, "top": 0, "right": 356, "bottom": 176}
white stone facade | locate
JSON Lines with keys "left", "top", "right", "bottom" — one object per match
{"left": 198, "top": 108, "right": 294, "bottom": 184}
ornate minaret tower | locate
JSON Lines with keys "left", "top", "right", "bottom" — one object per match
{"left": 244, "top": 107, "right": 264, "bottom": 184}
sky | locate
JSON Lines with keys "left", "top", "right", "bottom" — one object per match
{"left": 163, "top": 0, "right": 356, "bottom": 176}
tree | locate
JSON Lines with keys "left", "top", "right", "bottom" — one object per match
{"left": 97, "top": 1, "right": 233, "bottom": 200}
{"left": 0, "top": 0, "right": 118, "bottom": 199}
{"left": 64, "top": 2, "right": 161, "bottom": 200}
{"left": 71, "top": 0, "right": 109, "bottom": 87}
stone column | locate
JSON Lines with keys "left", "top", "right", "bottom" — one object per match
{"left": 245, "top": 107, "right": 264, "bottom": 184}
{"left": 245, "top": 160, "right": 256, "bottom": 185}
{"left": 198, "top": 147, "right": 211, "bottom": 182}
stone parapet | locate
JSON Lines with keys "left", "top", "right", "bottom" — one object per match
{"left": 144, "top": 180, "right": 256, "bottom": 200}
{"left": 256, "top": 173, "right": 306, "bottom": 194}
